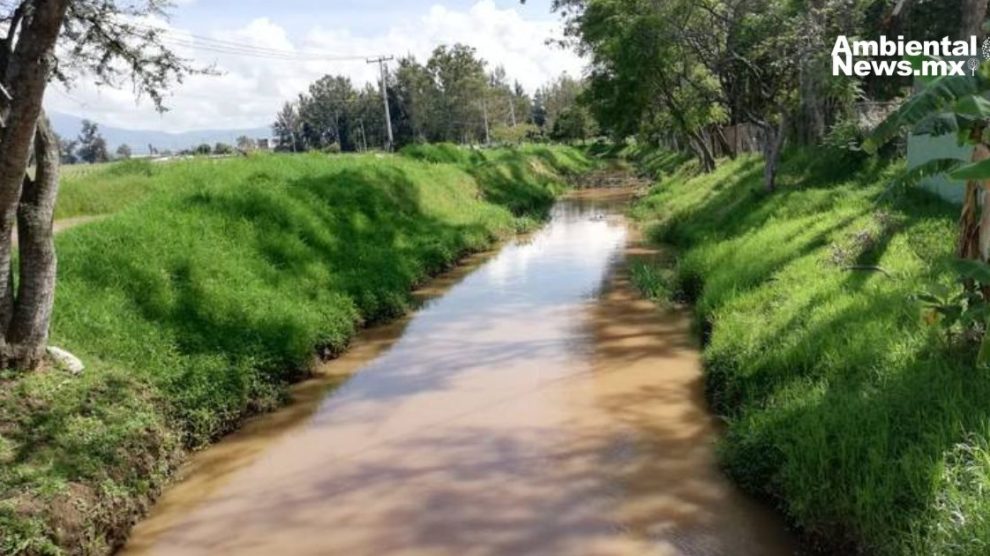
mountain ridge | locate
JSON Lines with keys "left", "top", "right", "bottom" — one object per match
{"left": 49, "top": 112, "right": 272, "bottom": 155}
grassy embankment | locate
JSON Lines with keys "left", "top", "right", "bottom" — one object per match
{"left": 0, "top": 144, "right": 592, "bottom": 555}
{"left": 624, "top": 143, "right": 990, "bottom": 555}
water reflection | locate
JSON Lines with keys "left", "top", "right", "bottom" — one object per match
{"left": 123, "top": 190, "right": 796, "bottom": 556}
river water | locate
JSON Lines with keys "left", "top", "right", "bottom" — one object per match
{"left": 123, "top": 190, "right": 797, "bottom": 556}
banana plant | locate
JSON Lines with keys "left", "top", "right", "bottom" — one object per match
{"left": 918, "top": 259, "right": 990, "bottom": 366}
{"left": 867, "top": 60, "right": 990, "bottom": 366}
{"left": 864, "top": 66, "right": 987, "bottom": 154}
{"left": 866, "top": 60, "right": 990, "bottom": 261}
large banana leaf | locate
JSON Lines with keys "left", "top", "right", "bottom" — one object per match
{"left": 901, "top": 157, "right": 965, "bottom": 184}
{"left": 955, "top": 94, "right": 990, "bottom": 119}
{"left": 912, "top": 111, "right": 962, "bottom": 136}
{"left": 951, "top": 157, "right": 990, "bottom": 180}
{"left": 863, "top": 74, "right": 981, "bottom": 154}
{"left": 878, "top": 158, "right": 964, "bottom": 202}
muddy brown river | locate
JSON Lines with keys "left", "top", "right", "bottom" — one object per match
{"left": 123, "top": 190, "right": 797, "bottom": 556}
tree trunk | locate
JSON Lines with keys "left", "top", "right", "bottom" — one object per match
{"left": 798, "top": 63, "right": 826, "bottom": 145}
{"left": 0, "top": 0, "right": 70, "bottom": 369}
{"left": 797, "top": 3, "right": 827, "bottom": 146}
{"left": 960, "top": 0, "right": 989, "bottom": 40}
{"left": 958, "top": 144, "right": 990, "bottom": 261}
{"left": 956, "top": 143, "right": 990, "bottom": 303}
{"left": 714, "top": 125, "right": 736, "bottom": 159}
{"left": 762, "top": 116, "right": 787, "bottom": 193}
{"left": 689, "top": 130, "right": 716, "bottom": 172}
{"left": 6, "top": 114, "right": 59, "bottom": 368}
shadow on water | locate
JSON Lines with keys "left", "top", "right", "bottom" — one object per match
{"left": 122, "top": 188, "right": 798, "bottom": 556}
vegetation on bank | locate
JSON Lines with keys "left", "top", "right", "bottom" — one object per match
{"left": 625, "top": 144, "right": 990, "bottom": 555}
{"left": 0, "top": 145, "right": 591, "bottom": 555}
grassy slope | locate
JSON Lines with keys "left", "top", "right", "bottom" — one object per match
{"left": 0, "top": 145, "right": 591, "bottom": 555}
{"left": 628, "top": 145, "right": 990, "bottom": 555}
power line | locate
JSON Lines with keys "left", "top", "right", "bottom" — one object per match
{"left": 128, "top": 23, "right": 372, "bottom": 62}
{"left": 161, "top": 37, "right": 367, "bottom": 61}
{"left": 161, "top": 39, "right": 334, "bottom": 61}
{"left": 160, "top": 37, "right": 366, "bottom": 62}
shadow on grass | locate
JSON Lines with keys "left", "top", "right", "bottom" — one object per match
{"left": 633, "top": 145, "right": 982, "bottom": 553}
{"left": 54, "top": 153, "right": 572, "bottom": 444}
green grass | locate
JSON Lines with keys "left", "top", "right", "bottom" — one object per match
{"left": 56, "top": 159, "right": 165, "bottom": 219}
{"left": 398, "top": 142, "right": 487, "bottom": 165}
{"left": 57, "top": 145, "right": 594, "bottom": 221}
{"left": 629, "top": 260, "right": 679, "bottom": 304}
{"left": 1, "top": 145, "right": 591, "bottom": 555}
{"left": 630, "top": 146, "right": 990, "bottom": 555}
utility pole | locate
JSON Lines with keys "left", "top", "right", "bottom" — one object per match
{"left": 509, "top": 95, "right": 517, "bottom": 127}
{"left": 367, "top": 55, "right": 395, "bottom": 151}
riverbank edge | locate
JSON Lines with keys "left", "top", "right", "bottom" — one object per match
{"left": 618, "top": 148, "right": 855, "bottom": 555}
{"left": 0, "top": 146, "right": 596, "bottom": 555}
{"left": 621, "top": 144, "right": 989, "bottom": 555}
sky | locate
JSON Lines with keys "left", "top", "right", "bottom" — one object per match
{"left": 44, "top": 0, "right": 585, "bottom": 133}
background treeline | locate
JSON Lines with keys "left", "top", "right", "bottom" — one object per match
{"left": 55, "top": 119, "right": 264, "bottom": 163}
{"left": 272, "top": 43, "right": 596, "bottom": 152}
{"left": 555, "top": 0, "right": 969, "bottom": 188}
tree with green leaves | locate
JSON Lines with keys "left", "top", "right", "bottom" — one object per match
{"left": 531, "top": 90, "right": 547, "bottom": 130}
{"left": 115, "top": 143, "right": 132, "bottom": 160}
{"left": 273, "top": 101, "right": 302, "bottom": 152}
{"left": 426, "top": 44, "right": 488, "bottom": 143}
{"left": 299, "top": 75, "right": 358, "bottom": 150}
{"left": 75, "top": 119, "right": 109, "bottom": 164}
{"left": 558, "top": 0, "right": 725, "bottom": 170}
{"left": 550, "top": 0, "right": 963, "bottom": 187}
{"left": 551, "top": 105, "right": 595, "bottom": 143}
{"left": 0, "top": 0, "right": 196, "bottom": 369}
{"left": 237, "top": 135, "right": 257, "bottom": 151}
{"left": 279, "top": 45, "right": 554, "bottom": 149}
{"left": 392, "top": 56, "right": 438, "bottom": 144}
{"left": 58, "top": 135, "right": 78, "bottom": 165}
{"left": 534, "top": 74, "right": 584, "bottom": 136}
{"left": 354, "top": 82, "right": 386, "bottom": 150}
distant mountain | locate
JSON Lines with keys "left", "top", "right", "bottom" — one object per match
{"left": 49, "top": 112, "right": 272, "bottom": 155}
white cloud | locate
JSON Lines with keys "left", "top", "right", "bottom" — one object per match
{"left": 45, "top": 0, "right": 584, "bottom": 133}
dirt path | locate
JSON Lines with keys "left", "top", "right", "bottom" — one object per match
{"left": 11, "top": 215, "right": 103, "bottom": 246}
